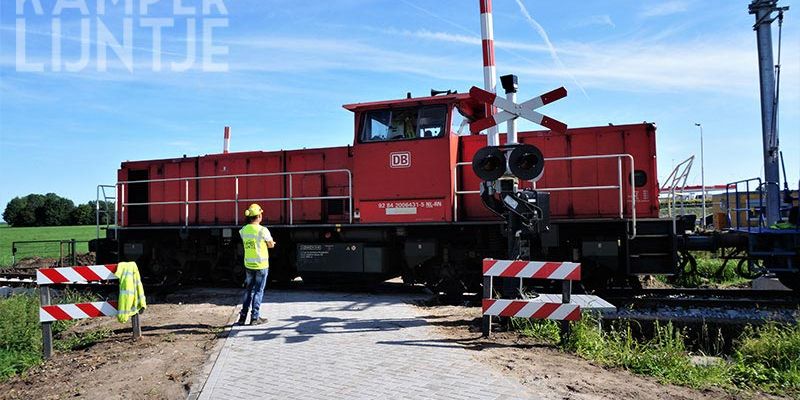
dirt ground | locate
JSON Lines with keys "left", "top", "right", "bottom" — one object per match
{"left": 417, "top": 304, "right": 786, "bottom": 400}
{"left": 1, "top": 285, "right": 788, "bottom": 400}
{"left": 0, "top": 288, "right": 239, "bottom": 400}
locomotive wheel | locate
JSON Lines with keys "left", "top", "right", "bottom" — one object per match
{"left": 677, "top": 251, "right": 698, "bottom": 277}
{"left": 147, "top": 260, "right": 167, "bottom": 282}
{"left": 424, "top": 262, "right": 469, "bottom": 301}
{"left": 577, "top": 260, "right": 615, "bottom": 292}
{"left": 736, "top": 258, "right": 765, "bottom": 280}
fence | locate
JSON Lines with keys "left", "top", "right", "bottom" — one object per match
{"left": 10, "top": 239, "right": 89, "bottom": 267}
{"left": 36, "top": 263, "right": 141, "bottom": 359}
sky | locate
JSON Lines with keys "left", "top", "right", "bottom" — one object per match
{"left": 0, "top": 0, "right": 798, "bottom": 219}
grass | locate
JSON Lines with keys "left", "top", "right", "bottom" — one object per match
{"left": 730, "top": 323, "right": 800, "bottom": 394}
{"left": 0, "top": 225, "right": 98, "bottom": 267}
{"left": 0, "top": 290, "right": 109, "bottom": 381}
{"left": 512, "top": 316, "right": 800, "bottom": 397}
{"left": 662, "top": 251, "right": 752, "bottom": 288}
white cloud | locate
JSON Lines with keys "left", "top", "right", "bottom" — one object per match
{"left": 219, "top": 37, "right": 474, "bottom": 81}
{"left": 390, "top": 29, "right": 552, "bottom": 53}
{"left": 639, "top": 1, "right": 689, "bottom": 18}
{"left": 380, "top": 27, "right": 799, "bottom": 99}
{"left": 571, "top": 15, "right": 616, "bottom": 29}
{"left": 513, "top": 0, "right": 588, "bottom": 97}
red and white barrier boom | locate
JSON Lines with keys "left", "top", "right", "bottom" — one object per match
{"left": 37, "top": 263, "right": 141, "bottom": 359}
{"left": 481, "top": 258, "right": 614, "bottom": 338}
{"left": 479, "top": 0, "right": 499, "bottom": 146}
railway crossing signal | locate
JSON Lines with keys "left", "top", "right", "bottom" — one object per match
{"left": 508, "top": 144, "right": 544, "bottom": 181}
{"left": 471, "top": 146, "right": 506, "bottom": 181}
{"left": 468, "top": 86, "right": 568, "bottom": 134}
{"left": 472, "top": 144, "right": 545, "bottom": 182}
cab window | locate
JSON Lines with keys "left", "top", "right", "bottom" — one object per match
{"left": 360, "top": 105, "right": 447, "bottom": 142}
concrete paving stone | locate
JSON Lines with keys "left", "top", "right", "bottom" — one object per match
{"left": 197, "top": 290, "right": 548, "bottom": 400}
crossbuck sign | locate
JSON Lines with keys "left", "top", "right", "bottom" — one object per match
{"left": 468, "top": 86, "right": 568, "bottom": 134}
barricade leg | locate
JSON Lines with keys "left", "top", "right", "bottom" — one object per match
{"left": 39, "top": 286, "right": 53, "bottom": 359}
{"left": 560, "top": 280, "right": 572, "bottom": 346}
{"left": 132, "top": 313, "right": 141, "bottom": 340}
{"left": 482, "top": 275, "right": 492, "bottom": 337}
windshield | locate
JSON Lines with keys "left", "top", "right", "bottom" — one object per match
{"left": 360, "top": 105, "right": 447, "bottom": 142}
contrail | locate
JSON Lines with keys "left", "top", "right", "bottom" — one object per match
{"left": 514, "top": 0, "right": 589, "bottom": 98}
{"left": 400, "top": 0, "right": 588, "bottom": 98}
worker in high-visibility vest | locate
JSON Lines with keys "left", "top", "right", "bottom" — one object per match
{"left": 237, "top": 203, "right": 276, "bottom": 326}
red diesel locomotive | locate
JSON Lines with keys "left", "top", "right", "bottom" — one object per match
{"left": 95, "top": 91, "right": 675, "bottom": 293}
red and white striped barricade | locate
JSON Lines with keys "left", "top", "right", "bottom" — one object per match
{"left": 481, "top": 258, "right": 614, "bottom": 339}
{"left": 36, "top": 263, "right": 141, "bottom": 359}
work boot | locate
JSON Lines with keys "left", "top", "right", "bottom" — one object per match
{"left": 235, "top": 315, "right": 247, "bottom": 326}
{"left": 250, "top": 317, "right": 268, "bottom": 326}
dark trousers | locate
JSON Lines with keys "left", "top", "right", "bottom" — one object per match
{"left": 240, "top": 268, "right": 268, "bottom": 319}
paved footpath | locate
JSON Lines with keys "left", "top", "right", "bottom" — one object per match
{"left": 196, "top": 290, "right": 546, "bottom": 400}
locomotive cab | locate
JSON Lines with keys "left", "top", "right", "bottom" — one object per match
{"left": 344, "top": 93, "right": 482, "bottom": 224}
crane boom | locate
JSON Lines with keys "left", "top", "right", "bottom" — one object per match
{"left": 748, "top": 0, "right": 789, "bottom": 225}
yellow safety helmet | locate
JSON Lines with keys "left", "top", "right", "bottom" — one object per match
{"left": 244, "top": 203, "right": 263, "bottom": 217}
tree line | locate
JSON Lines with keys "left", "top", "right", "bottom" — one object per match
{"left": 2, "top": 193, "right": 115, "bottom": 227}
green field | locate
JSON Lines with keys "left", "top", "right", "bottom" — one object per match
{"left": 0, "top": 225, "right": 98, "bottom": 267}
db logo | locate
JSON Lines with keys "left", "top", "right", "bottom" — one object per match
{"left": 390, "top": 152, "right": 411, "bottom": 168}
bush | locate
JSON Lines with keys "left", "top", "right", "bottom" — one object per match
{"left": 0, "top": 295, "right": 41, "bottom": 354}
{"left": 0, "top": 290, "right": 105, "bottom": 381}
{"left": 511, "top": 318, "right": 561, "bottom": 344}
{"left": 536, "top": 315, "right": 800, "bottom": 396}
{"left": 731, "top": 323, "right": 800, "bottom": 394}
{"left": 41, "top": 194, "right": 74, "bottom": 226}
{"left": 2, "top": 194, "right": 107, "bottom": 227}
{"left": 70, "top": 204, "right": 95, "bottom": 226}
{"left": 0, "top": 295, "right": 42, "bottom": 379}
{"left": 0, "top": 350, "right": 41, "bottom": 380}
{"left": 564, "top": 317, "right": 731, "bottom": 388}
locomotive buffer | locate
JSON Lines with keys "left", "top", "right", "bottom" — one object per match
{"left": 470, "top": 75, "right": 615, "bottom": 335}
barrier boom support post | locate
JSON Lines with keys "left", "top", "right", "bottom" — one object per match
{"left": 39, "top": 285, "right": 53, "bottom": 359}
{"left": 482, "top": 274, "right": 493, "bottom": 337}
{"left": 561, "top": 280, "right": 571, "bottom": 345}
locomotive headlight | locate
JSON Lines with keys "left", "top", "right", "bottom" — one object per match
{"left": 471, "top": 146, "right": 507, "bottom": 181}
{"left": 509, "top": 144, "right": 545, "bottom": 182}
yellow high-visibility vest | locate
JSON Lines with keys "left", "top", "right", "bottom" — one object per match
{"left": 240, "top": 224, "right": 270, "bottom": 269}
{"left": 114, "top": 261, "right": 147, "bottom": 323}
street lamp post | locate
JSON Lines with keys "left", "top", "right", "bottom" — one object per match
{"left": 695, "top": 123, "right": 706, "bottom": 228}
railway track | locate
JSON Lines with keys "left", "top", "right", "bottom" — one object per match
{"left": 594, "top": 287, "right": 800, "bottom": 326}
{"left": 598, "top": 288, "right": 800, "bottom": 309}
{"left": 0, "top": 272, "right": 37, "bottom": 287}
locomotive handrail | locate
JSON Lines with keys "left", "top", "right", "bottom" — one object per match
{"left": 659, "top": 155, "right": 695, "bottom": 233}
{"left": 96, "top": 185, "right": 118, "bottom": 240}
{"left": 117, "top": 169, "right": 353, "bottom": 227}
{"left": 454, "top": 154, "right": 638, "bottom": 239}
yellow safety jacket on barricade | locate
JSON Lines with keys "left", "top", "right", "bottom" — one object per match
{"left": 240, "top": 224, "right": 270, "bottom": 269}
{"left": 115, "top": 262, "right": 147, "bottom": 323}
